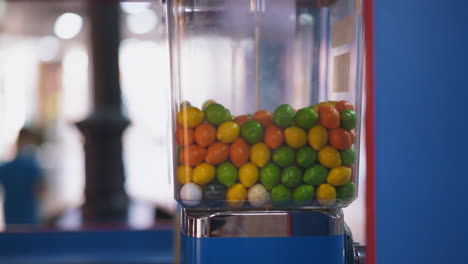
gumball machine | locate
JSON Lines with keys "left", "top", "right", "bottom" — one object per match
{"left": 167, "top": 0, "right": 366, "bottom": 263}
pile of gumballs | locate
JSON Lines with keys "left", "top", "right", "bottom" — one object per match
{"left": 175, "top": 99, "right": 358, "bottom": 209}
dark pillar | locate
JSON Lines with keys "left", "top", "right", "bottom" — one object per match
{"left": 76, "top": 2, "right": 129, "bottom": 223}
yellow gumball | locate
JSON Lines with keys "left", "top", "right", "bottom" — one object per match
{"left": 217, "top": 121, "right": 240, "bottom": 143}
{"left": 226, "top": 183, "right": 247, "bottom": 207}
{"left": 308, "top": 125, "right": 328, "bottom": 150}
{"left": 316, "top": 183, "right": 337, "bottom": 206}
{"left": 284, "top": 126, "right": 308, "bottom": 149}
{"left": 318, "top": 146, "right": 342, "bottom": 168}
{"left": 176, "top": 107, "right": 205, "bottom": 128}
{"left": 239, "top": 162, "right": 259, "bottom": 188}
{"left": 192, "top": 163, "right": 216, "bottom": 185}
{"left": 327, "top": 166, "right": 352, "bottom": 186}
{"left": 177, "top": 165, "right": 193, "bottom": 184}
{"left": 250, "top": 143, "right": 271, "bottom": 167}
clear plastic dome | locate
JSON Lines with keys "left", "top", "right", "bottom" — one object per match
{"left": 167, "top": 0, "right": 363, "bottom": 210}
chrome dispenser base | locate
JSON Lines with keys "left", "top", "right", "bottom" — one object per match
{"left": 177, "top": 208, "right": 365, "bottom": 264}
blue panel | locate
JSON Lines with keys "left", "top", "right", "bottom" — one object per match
{"left": 181, "top": 234, "right": 344, "bottom": 264}
{"left": 0, "top": 229, "right": 174, "bottom": 264}
{"left": 374, "top": 0, "right": 468, "bottom": 263}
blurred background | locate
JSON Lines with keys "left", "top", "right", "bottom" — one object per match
{"left": 0, "top": 0, "right": 174, "bottom": 230}
{"left": 0, "top": 0, "right": 365, "bottom": 243}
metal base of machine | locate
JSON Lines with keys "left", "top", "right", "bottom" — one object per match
{"left": 176, "top": 208, "right": 365, "bottom": 264}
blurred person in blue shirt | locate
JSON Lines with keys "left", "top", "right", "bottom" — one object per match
{"left": 0, "top": 128, "right": 44, "bottom": 227}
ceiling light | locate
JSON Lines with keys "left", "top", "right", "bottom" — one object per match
{"left": 120, "top": 2, "right": 151, "bottom": 14}
{"left": 54, "top": 13, "right": 83, "bottom": 40}
{"left": 127, "top": 9, "right": 157, "bottom": 34}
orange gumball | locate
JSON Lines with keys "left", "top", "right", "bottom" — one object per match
{"left": 180, "top": 145, "right": 207, "bottom": 167}
{"left": 328, "top": 128, "right": 353, "bottom": 150}
{"left": 205, "top": 142, "right": 230, "bottom": 165}
{"left": 176, "top": 127, "right": 194, "bottom": 146}
{"left": 264, "top": 125, "right": 284, "bottom": 149}
{"left": 335, "top": 100, "right": 355, "bottom": 112}
{"left": 230, "top": 138, "right": 250, "bottom": 168}
{"left": 318, "top": 105, "right": 340, "bottom": 129}
{"left": 233, "top": 115, "right": 252, "bottom": 127}
{"left": 194, "top": 123, "right": 216, "bottom": 147}
{"left": 253, "top": 110, "right": 273, "bottom": 127}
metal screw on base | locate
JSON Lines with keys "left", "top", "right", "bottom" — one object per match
{"left": 354, "top": 244, "right": 366, "bottom": 264}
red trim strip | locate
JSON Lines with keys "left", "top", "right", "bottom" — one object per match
{"left": 363, "top": 0, "right": 377, "bottom": 263}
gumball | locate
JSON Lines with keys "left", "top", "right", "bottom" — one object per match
{"left": 250, "top": 143, "right": 271, "bottom": 168}
{"left": 316, "top": 183, "right": 336, "bottom": 206}
{"left": 281, "top": 166, "right": 302, "bottom": 188}
{"left": 308, "top": 125, "right": 328, "bottom": 151}
{"left": 253, "top": 110, "right": 273, "bottom": 127}
{"left": 335, "top": 100, "right": 355, "bottom": 112}
{"left": 204, "top": 104, "right": 231, "bottom": 125}
{"left": 217, "top": 162, "right": 238, "bottom": 187}
{"left": 247, "top": 184, "right": 269, "bottom": 207}
{"left": 340, "top": 148, "right": 356, "bottom": 166}
{"left": 205, "top": 142, "right": 230, "bottom": 165}
{"left": 294, "top": 108, "right": 319, "bottom": 129}
{"left": 239, "top": 162, "right": 259, "bottom": 188}
{"left": 176, "top": 127, "right": 194, "bottom": 146}
{"left": 264, "top": 125, "right": 284, "bottom": 150}
{"left": 194, "top": 123, "right": 216, "bottom": 147}
{"left": 217, "top": 121, "right": 240, "bottom": 143}
{"left": 226, "top": 183, "right": 247, "bottom": 207}
{"left": 180, "top": 183, "right": 202, "bottom": 206}
{"left": 177, "top": 165, "right": 193, "bottom": 184}
{"left": 327, "top": 166, "right": 352, "bottom": 187}
{"left": 176, "top": 107, "right": 205, "bottom": 128}
{"left": 230, "top": 138, "right": 250, "bottom": 168}
{"left": 272, "top": 146, "right": 295, "bottom": 167}
{"left": 273, "top": 104, "right": 295, "bottom": 128}
{"left": 203, "top": 182, "right": 226, "bottom": 201}
{"left": 271, "top": 184, "right": 292, "bottom": 204}
{"left": 313, "top": 102, "right": 333, "bottom": 112}
{"left": 329, "top": 128, "right": 353, "bottom": 150}
{"left": 318, "top": 105, "right": 340, "bottom": 129}
{"left": 293, "top": 185, "right": 315, "bottom": 204}
{"left": 303, "top": 164, "right": 328, "bottom": 186}
{"left": 340, "top": 110, "right": 358, "bottom": 130}
{"left": 180, "top": 145, "right": 207, "bottom": 167}
{"left": 193, "top": 163, "right": 216, "bottom": 185}
{"left": 318, "top": 146, "right": 342, "bottom": 168}
{"left": 284, "top": 126, "right": 308, "bottom": 149}
{"left": 296, "top": 146, "right": 317, "bottom": 168}
{"left": 240, "top": 120, "right": 264, "bottom": 144}
{"left": 259, "top": 162, "right": 281, "bottom": 190}
{"left": 336, "top": 182, "right": 356, "bottom": 200}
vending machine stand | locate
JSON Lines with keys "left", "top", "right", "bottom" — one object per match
{"left": 177, "top": 208, "right": 365, "bottom": 264}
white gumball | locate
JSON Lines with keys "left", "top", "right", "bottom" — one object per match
{"left": 247, "top": 184, "right": 269, "bottom": 207}
{"left": 180, "top": 183, "right": 202, "bottom": 206}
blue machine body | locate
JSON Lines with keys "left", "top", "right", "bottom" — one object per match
{"left": 374, "top": 0, "right": 468, "bottom": 263}
{"left": 178, "top": 209, "right": 352, "bottom": 264}
{"left": 181, "top": 234, "right": 345, "bottom": 264}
